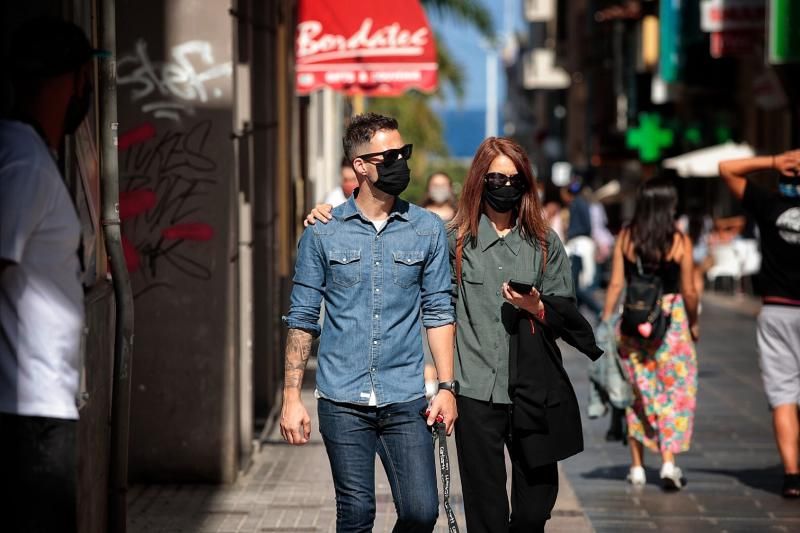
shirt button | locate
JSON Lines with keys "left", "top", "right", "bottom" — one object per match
{"left": 498, "top": 266, "right": 503, "bottom": 270}
{"left": 373, "top": 340, "right": 378, "bottom": 345}
{"left": 375, "top": 288, "right": 380, "bottom": 293}
{"left": 491, "top": 369, "right": 496, "bottom": 374}
{"left": 374, "top": 314, "right": 379, "bottom": 319}
{"left": 495, "top": 318, "right": 500, "bottom": 323}
{"left": 371, "top": 368, "right": 376, "bottom": 372}
{"left": 375, "top": 261, "right": 380, "bottom": 265}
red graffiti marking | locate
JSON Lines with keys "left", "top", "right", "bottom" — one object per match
{"left": 119, "top": 189, "right": 157, "bottom": 220}
{"left": 120, "top": 119, "right": 217, "bottom": 289}
{"left": 122, "top": 235, "right": 141, "bottom": 273}
{"left": 161, "top": 223, "right": 214, "bottom": 241}
{"left": 119, "top": 122, "right": 156, "bottom": 151}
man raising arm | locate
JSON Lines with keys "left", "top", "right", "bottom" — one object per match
{"left": 719, "top": 150, "right": 800, "bottom": 498}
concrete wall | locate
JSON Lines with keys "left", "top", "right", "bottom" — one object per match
{"left": 116, "top": 0, "right": 240, "bottom": 482}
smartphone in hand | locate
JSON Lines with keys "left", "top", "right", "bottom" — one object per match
{"left": 508, "top": 279, "right": 534, "bottom": 294}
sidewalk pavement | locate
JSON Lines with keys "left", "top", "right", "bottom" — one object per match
{"left": 129, "top": 293, "right": 790, "bottom": 532}
{"left": 559, "top": 293, "right": 800, "bottom": 532}
{"left": 129, "top": 360, "right": 592, "bottom": 532}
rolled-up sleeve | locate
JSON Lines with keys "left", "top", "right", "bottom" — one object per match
{"left": 421, "top": 219, "right": 455, "bottom": 328}
{"left": 282, "top": 227, "right": 325, "bottom": 337}
{"left": 542, "top": 230, "right": 575, "bottom": 301}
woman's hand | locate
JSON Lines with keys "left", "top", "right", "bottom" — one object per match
{"left": 690, "top": 323, "right": 700, "bottom": 342}
{"left": 501, "top": 282, "right": 543, "bottom": 315}
{"left": 303, "top": 203, "right": 333, "bottom": 227}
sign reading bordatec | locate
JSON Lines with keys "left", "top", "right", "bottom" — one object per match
{"left": 295, "top": 0, "right": 438, "bottom": 96}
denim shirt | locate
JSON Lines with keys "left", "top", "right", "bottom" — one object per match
{"left": 283, "top": 195, "right": 455, "bottom": 406}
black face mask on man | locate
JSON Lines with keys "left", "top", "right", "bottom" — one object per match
{"left": 484, "top": 185, "right": 523, "bottom": 213}
{"left": 63, "top": 78, "right": 93, "bottom": 135}
{"left": 374, "top": 157, "right": 411, "bottom": 196}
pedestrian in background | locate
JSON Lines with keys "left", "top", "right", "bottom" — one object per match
{"left": 601, "top": 177, "right": 699, "bottom": 491}
{"left": 562, "top": 179, "right": 603, "bottom": 318}
{"left": 449, "top": 137, "right": 600, "bottom": 532}
{"left": 422, "top": 171, "right": 457, "bottom": 222}
{"left": 0, "top": 16, "right": 96, "bottom": 533}
{"left": 282, "top": 113, "right": 457, "bottom": 532}
{"left": 589, "top": 197, "right": 625, "bottom": 441}
{"left": 421, "top": 171, "right": 457, "bottom": 389}
{"left": 719, "top": 151, "right": 800, "bottom": 498}
{"left": 323, "top": 156, "right": 359, "bottom": 207}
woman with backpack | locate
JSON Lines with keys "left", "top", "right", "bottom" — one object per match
{"left": 601, "top": 177, "right": 699, "bottom": 490}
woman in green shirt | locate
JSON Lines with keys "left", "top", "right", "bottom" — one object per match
{"left": 449, "top": 137, "right": 579, "bottom": 533}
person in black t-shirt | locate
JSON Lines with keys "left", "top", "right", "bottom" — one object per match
{"left": 720, "top": 151, "right": 800, "bottom": 498}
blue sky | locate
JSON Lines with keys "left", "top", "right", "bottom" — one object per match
{"left": 427, "top": 0, "right": 524, "bottom": 111}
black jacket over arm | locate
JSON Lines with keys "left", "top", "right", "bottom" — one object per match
{"left": 509, "top": 295, "right": 603, "bottom": 469}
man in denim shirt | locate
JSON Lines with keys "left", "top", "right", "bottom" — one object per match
{"left": 281, "top": 113, "right": 457, "bottom": 532}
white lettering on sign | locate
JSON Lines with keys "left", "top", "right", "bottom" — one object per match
{"left": 700, "top": 0, "right": 766, "bottom": 33}
{"left": 297, "top": 18, "right": 429, "bottom": 63}
{"left": 372, "top": 70, "right": 422, "bottom": 82}
{"left": 324, "top": 71, "right": 357, "bottom": 84}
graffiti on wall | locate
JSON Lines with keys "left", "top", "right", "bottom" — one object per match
{"left": 118, "top": 39, "right": 232, "bottom": 122}
{"left": 119, "top": 120, "right": 220, "bottom": 298}
{"left": 118, "top": 37, "right": 231, "bottom": 297}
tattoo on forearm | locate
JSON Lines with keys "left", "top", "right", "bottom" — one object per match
{"left": 284, "top": 329, "right": 313, "bottom": 390}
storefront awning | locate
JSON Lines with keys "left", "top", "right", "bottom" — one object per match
{"left": 295, "top": 0, "right": 438, "bottom": 96}
{"left": 663, "top": 142, "right": 755, "bottom": 178}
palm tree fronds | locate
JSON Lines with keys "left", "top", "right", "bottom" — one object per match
{"left": 435, "top": 35, "right": 465, "bottom": 100}
{"left": 420, "top": 0, "right": 495, "bottom": 40}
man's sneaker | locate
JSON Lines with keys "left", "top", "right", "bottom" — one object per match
{"left": 627, "top": 465, "right": 646, "bottom": 486}
{"left": 660, "top": 462, "right": 684, "bottom": 491}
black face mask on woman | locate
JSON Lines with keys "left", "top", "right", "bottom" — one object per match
{"left": 484, "top": 185, "right": 523, "bottom": 213}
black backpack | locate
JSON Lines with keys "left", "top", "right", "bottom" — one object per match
{"left": 620, "top": 257, "right": 670, "bottom": 341}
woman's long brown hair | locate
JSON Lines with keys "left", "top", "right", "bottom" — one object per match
{"left": 449, "top": 137, "right": 548, "bottom": 247}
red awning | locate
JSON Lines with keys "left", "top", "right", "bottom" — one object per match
{"left": 296, "top": 0, "right": 438, "bottom": 96}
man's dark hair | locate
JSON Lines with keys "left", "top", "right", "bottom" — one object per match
{"left": 343, "top": 113, "right": 399, "bottom": 161}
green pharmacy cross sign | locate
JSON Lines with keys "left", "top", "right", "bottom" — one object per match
{"left": 626, "top": 113, "right": 674, "bottom": 163}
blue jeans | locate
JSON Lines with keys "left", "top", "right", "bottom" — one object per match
{"left": 318, "top": 396, "right": 439, "bottom": 533}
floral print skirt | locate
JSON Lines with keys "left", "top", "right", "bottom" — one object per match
{"left": 618, "top": 294, "right": 698, "bottom": 454}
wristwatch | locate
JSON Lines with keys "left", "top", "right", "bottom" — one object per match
{"left": 438, "top": 380, "right": 460, "bottom": 396}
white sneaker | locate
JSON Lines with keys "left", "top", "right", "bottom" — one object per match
{"left": 660, "top": 462, "right": 684, "bottom": 490}
{"left": 627, "top": 466, "right": 646, "bottom": 486}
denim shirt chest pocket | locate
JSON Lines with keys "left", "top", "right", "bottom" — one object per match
{"left": 392, "top": 250, "right": 425, "bottom": 288}
{"left": 328, "top": 249, "right": 362, "bottom": 287}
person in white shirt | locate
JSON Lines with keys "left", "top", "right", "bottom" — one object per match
{"left": 323, "top": 157, "right": 359, "bottom": 207}
{"left": 0, "top": 16, "right": 95, "bottom": 533}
